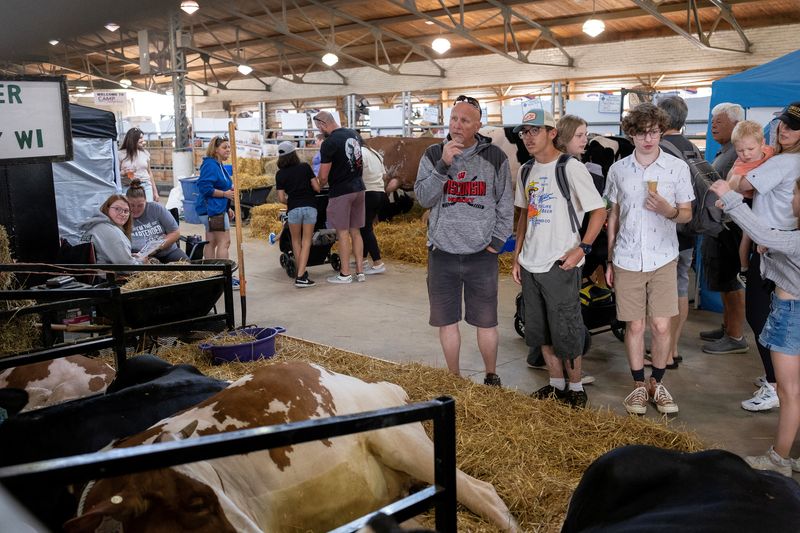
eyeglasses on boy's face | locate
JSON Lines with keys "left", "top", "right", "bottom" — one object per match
{"left": 110, "top": 206, "right": 130, "bottom": 215}
{"left": 454, "top": 95, "right": 481, "bottom": 116}
{"left": 633, "top": 129, "right": 662, "bottom": 140}
{"left": 518, "top": 127, "right": 543, "bottom": 138}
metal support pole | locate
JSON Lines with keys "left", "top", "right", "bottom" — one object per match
{"left": 402, "top": 91, "right": 412, "bottom": 137}
{"left": 259, "top": 101, "right": 267, "bottom": 143}
{"left": 169, "top": 12, "right": 191, "bottom": 151}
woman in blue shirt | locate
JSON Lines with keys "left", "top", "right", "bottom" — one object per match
{"left": 196, "top": 136, "right": 235, "bottom": 261}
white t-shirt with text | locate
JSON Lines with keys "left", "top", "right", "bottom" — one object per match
{"left": 514, "top": 157, "right": 605, "bottom": 273}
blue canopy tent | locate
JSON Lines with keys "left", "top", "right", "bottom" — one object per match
{"left": 706, "top": 49, "right": 800, "bottom": 160}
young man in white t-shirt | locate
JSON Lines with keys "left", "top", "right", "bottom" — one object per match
{"left": 605, "top": 103, "right": 694, "bottom": 415}
{"left": 511, "top": 110, "right": 607, "bottom": 408}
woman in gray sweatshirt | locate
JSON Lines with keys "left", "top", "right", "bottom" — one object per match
{"left": 79, "top": 194, "right": 140, "bottom": 265}
{"left": 711, "top": 177, "right": 800, "bottom": 477}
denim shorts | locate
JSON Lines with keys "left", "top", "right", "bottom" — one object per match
{"left": 676, "top": 248, "right": 693, "bottom": 298}
{"left": 287, "top": 206, "right": 317, "bottom": 226}
{"left": 759, "top": 293, "right": 800, "bottom": 355}
{"left": 427, "top": 248, "right": 498, "bottom": 328}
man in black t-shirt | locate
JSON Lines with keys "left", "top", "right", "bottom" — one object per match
{"left": 313, "top": 111, "right": 366, "bottom": 283}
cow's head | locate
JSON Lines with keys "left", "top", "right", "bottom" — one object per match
{"left": 64, "top": 468, "right": 237, "bottom": 533}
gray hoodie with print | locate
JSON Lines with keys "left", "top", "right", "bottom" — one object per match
{"left": 414, "top": 134, "right": 513, "bottom": 254}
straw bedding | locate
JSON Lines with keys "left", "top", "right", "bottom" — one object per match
{"left": 120, "top": 263, "right": 217, "bottom": 292}
{"left": 154, "top": 334, "right": 703, "bottom": 532}
{"left": 0, "top": 226, "right": 39, "bottom": 357}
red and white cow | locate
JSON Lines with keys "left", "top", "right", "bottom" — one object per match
{"left": 0, "top": 355, "right": 115, "bottom": 413}
{"left": 66, "top": 361, "right": 518, "bottom": 533}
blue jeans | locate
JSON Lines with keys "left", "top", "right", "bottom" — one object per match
{"left": 759, "top": 293, "right": 800, "bottom": 355}
{"left": 287, "top": 206, "right": 317, "bottom": 225}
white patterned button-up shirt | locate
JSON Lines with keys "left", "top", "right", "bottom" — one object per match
{"left": 604, "top": 150, "right": 694, "bottom": 272}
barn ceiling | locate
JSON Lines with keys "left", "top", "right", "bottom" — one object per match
{"left": 1, "top": 0, "right": 798, "bottom": 95}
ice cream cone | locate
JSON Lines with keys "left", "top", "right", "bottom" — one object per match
{"left": 647, "top": 180, "right": 658, "bottom": 193}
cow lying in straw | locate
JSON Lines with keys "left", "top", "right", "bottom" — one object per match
{"left": 65, "top": 361, "right": 518, "bottom": 532}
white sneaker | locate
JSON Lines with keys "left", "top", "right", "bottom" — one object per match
{"left": 581, "top": 372, "right": 595, "bottom": 385}
{"left": 753, "top": 375, "right": 768, "bottom": 388}
{"left": 327, "top": 273, "right": 353, "bottom": 284}
{"left": 365, "top": 263, "right": 386, "bottom": 275}
{"left": 355, "top": 272, "right": 366, "bottom": 282}
{"left": 745, "top": 447, "right": 792, "bottom": 477}
{"left": 741, "top": 383, "right": 780, "bottom": 412}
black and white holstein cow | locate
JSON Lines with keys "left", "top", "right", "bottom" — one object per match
{"left": 562, "top": 445, "right": 800, "bottom": 532}
{"left": 0, "top": 355, "right": 228, "bottom": 531}
{"left": 66, "top": 361, "right": 519, "bottom": 533}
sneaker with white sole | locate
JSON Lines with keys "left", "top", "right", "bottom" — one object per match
{"left": 365, "top": 263, "right": 386, "bottom": 275}
{"left": 294, "top": 275, "right": 316, "bottom": 288}
{"left": 741, "top": 383, "right": 780, "bottom": 412}
{"left": 753, "top": 375, "right": 768, "bottom": 388}
{"left": 649, "top": 380, "right": 679, "bottom": 414}
{"left": 699, "top": 325, "right": 725, "bottom": 341}
{"left": 623, "top": 384, "right": 649, "bottom": 415}
{"left": 327, "top": 273, "right": 353, "bottom": 284}
{"left": 791, "top": 456, "right": 800, "bottom": 473}
{"left": 745, "top": 447, "right": 792, "bottom": 477}
{"left": 355, "top": 272, "right": 366, "bottom": 282}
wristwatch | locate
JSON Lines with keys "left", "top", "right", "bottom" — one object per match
{"left": 578, "top": 242, "right": 592, "bottom": 255}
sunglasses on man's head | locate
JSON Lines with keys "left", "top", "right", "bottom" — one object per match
{"left": 454, "top": 95, "right": 482, "bottom": 116}
{"left": 313, "top": 117, "right": 327, "bottom": 126}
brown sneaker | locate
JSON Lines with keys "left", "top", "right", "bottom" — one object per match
{"left": 649, "top": 378, "right": 679, "bottom": 414}
{"left": 623, "top": 383, "right": 648, "bottom": 415}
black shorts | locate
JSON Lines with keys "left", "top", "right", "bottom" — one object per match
{"left": 427, "top": 248, "right": 499, "bottom": 328}
{"left": 702, "top": 223, "right": 743, "bottom": 293}
{"left": 520, "top": 263, "right": 585, "bottom": 360}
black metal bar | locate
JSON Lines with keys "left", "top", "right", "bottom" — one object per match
{"left": 0, "top": 399, "right": 452, "bottom": 485}
{"left": 330, "top": 486, "right": 442, "bottom": 532}
{"left": 222, "top": 261, "right": 235, "bottom": 329}
{"left": 434, "top": 396, "right": 458, "bottom": 533}
{"left": 0, "top": 337, "right": 116, "bottom": 370}
{"left": 0, "top": 263, "right": 228, "bottom": 273}
{"left": 108, "top": 285, "right": 127, "bottom": 372}
{"left": 124, "top": 313, "right": 227, "bottom": 337}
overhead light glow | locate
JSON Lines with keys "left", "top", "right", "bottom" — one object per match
{"left": 105, "top": 22, "right": 120, "bottom": 32}
{"left": 425, "top": 20, "right": 434, "bottom": 25}
{"left": 322, "top": 52, "right": 339, "bottom": 67}
{"left": 119, "top": 77, "right": 132, "bottom": 88}
{"left": 582, "top": 18, "right": 605, "bottom": 37}
{"left": 49, "top": 39, "right": 59, "bottom": 46}
{"left": 180, "top": 0, "right": 200, "bottom": 14}
{"left": 431, "top": 37, "right": 451, "bottom": 54}
{"left": 237, "top": 64, "right": 253, "bottom": 75}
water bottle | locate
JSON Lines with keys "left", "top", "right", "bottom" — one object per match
{"left": 269, "top": 232, "right": 277, "bottom": 245}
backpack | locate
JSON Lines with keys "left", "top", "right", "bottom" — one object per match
{"left": 520, "top": 153, "right": 581, "bottom": 234}
{"left": 659, "top": 138, "right": 724, "bottom": 237}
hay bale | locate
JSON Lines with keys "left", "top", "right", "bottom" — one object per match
{"left": 236, "top": 157, "right": 277, "bottom": 191}
{"left": 157, "top": 335, "right": 704, "bottom": 532}
{"left": 249, "top": 203, "right": 285, "bottom": 239}
{"left": 0, "top": 226, "right": 40, "bottom": 357}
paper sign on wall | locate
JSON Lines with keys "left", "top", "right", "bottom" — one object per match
{"left": 0, "top": 76, "right": 72, "bottom": 164}
{"left": 94, "top": 92, "right": 126, "bottom": 105}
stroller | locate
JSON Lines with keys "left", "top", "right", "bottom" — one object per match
{"left": 278, "top": 190, "right": 341, "bottom": 278}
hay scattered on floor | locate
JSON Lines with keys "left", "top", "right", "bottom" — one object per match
{"left": 0, "top": 226, "right": 40, "bottom": 357}
{"left": 249, "top": 203, "right": 285, "bottom": 239}
{"left": 156, "top": 335, "right": 703, "bottom": 532}
{"left": 121, "top": 263, "right": 217, "bottom": 292}
{"left": 199, "top": 331, "right": 258, "bottom": 347}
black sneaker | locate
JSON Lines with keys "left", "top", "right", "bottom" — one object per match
{"left": 567, "top": 389, "right": 588, "bottom": 409}
{"left": 295, "top": 276, "right": 316, "bottom": 288}
{"left": 699, "top": 325, "right": 725, "bottom": 341}
{"left": 484, "top": 373, "right": 502, "bottom": 387}
{"left": 526, "top": 353, "right": 547, "bottom": 370}
{"left": 530, "top": 384, "right": 568, "bottom": 402}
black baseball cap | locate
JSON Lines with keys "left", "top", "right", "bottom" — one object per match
{"left": 777, "top": 102, "right": 800, "bottom": 130}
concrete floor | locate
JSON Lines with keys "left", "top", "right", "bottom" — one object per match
{"left": 187, "top": 220, "right": 791, "bottom": 465}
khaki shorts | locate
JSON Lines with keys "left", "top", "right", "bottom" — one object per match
{"left": 614, "top": 260, "right": 678, "bottom": 321}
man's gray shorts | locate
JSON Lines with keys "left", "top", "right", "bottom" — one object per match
{"left": 427, "top": 248, "right": 498, "bottom": 328}
{"left": 521, "top": 262, "right": 585, "bottom": 360}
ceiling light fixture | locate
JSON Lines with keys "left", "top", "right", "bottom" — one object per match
{"left": 49, "top": 39, "right": 59, "bottom": 46}
{"left": 322, "top": 52, "right": 339, "bottom": 67}
{"left": 237, "top": 64, "right": 253, "bottom": 75}
{"left": 582, "top": 0, "right": 605, "bottom": 38}
{"left": 119, "top": 77, "right": 132, "bottom": 88}
{"left": 180, "top": 0, "right": 200, "bottom": 14}
{"left": 431, "top": 37, "right": 451, "bottom": 54}
{"left": 425, "top": 20, "right": 434, "bottom": 25}
{"left": 105, "top": 22, "right": 120, "bottom": 32}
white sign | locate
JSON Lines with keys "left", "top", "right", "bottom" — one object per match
{"left": 598, "top": 95, "right": 622, "bottom": 114}
{"left": 422, "top": 106, "right": 439, "bottom": 124}
{"left": 94, "top": 91, "right": 126, "bottom": 105}
{"left": 0, "top": 78, "right": 71, "bottom": 162}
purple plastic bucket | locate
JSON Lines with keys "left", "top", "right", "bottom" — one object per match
{"left": 200, "top": 326, "right": 286, "bottom": 365}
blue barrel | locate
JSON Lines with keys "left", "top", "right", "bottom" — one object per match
{"left": 180, "top": 176, "right": 202, "bottom": 224}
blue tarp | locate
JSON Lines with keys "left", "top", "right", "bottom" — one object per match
{"left": 706, "top": 49, "right": 800, "bottom": 160}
